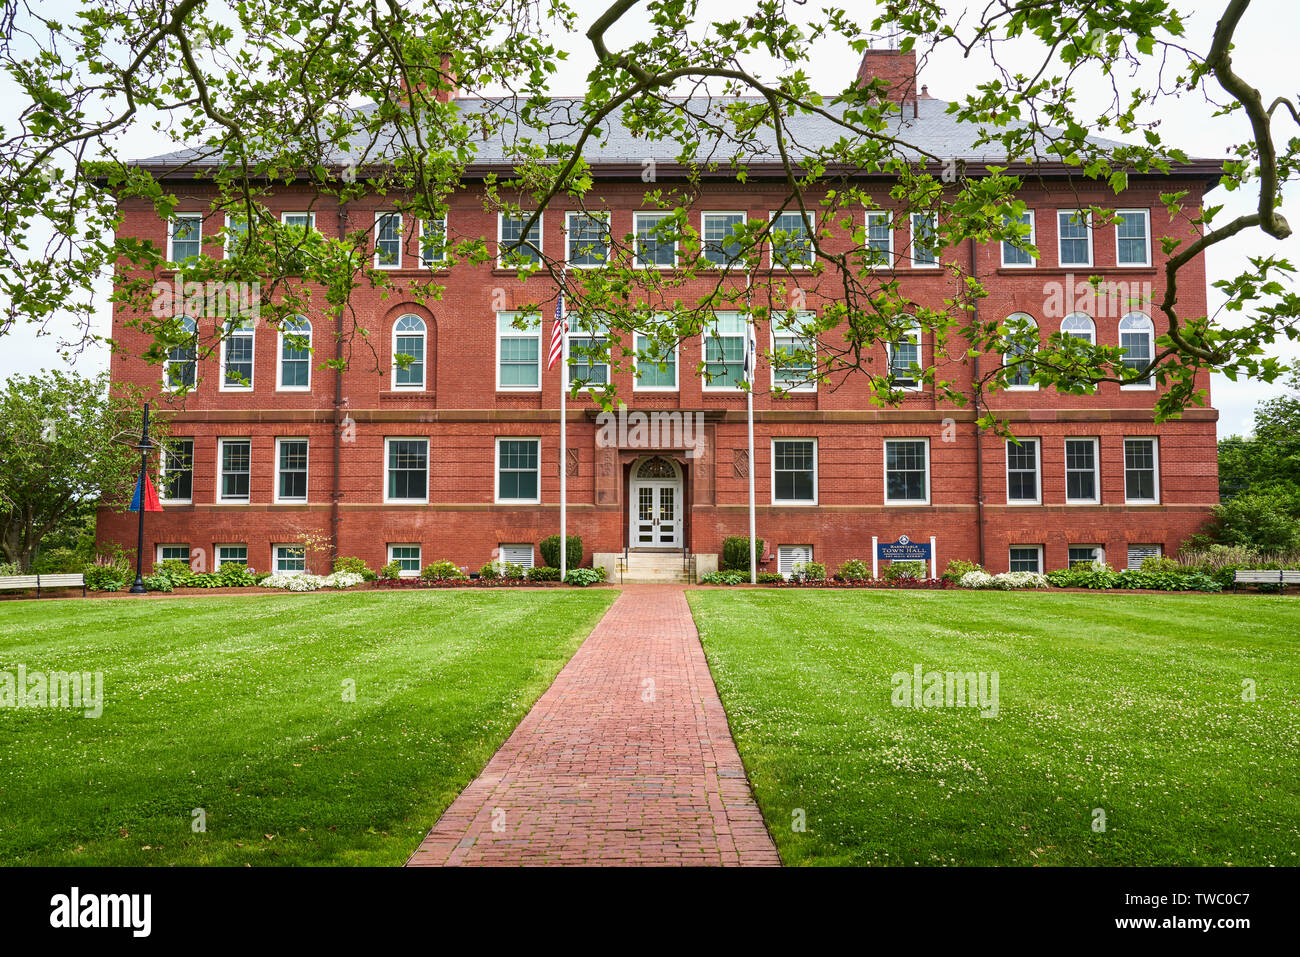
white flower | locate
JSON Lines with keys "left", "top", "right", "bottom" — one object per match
{"left": 960, "top": 570, "right": 995, "bottom": 589}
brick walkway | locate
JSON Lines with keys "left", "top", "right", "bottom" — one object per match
{"left": 406, "top": 585, "right": 780, "bottom": 866}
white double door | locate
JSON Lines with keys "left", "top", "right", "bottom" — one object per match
{"left": 630, "top": 479, "right": 682, "bottom": 548}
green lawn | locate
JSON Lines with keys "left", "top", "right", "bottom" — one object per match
{"left": 688, "top": 590, "right": 1300, "bottom": 866}
{"left": 0, "top": 589, "right": 614, "bottom": 865}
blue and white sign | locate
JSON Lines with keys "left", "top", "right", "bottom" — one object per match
{"left": 877, "top": 535, "right": 931, "bottom": 561}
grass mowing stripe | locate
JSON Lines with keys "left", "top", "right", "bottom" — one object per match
{"left": 688, "top": 589, "right": 1300, "bottom": 866}
{"left": 0, "top": 589, "right": 616, "bottom": 865}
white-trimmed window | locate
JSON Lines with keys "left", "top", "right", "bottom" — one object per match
{"left": 634, "top": 211, "right": 676, "bottom": 267}
{"left": 281, "top": 211, "right": 316, "bottom": 232}
{"left": 496, "top": 438, "right": 540, "bottom": 504}
{"left": 273, "top": 544, "right": 306, "bottom": 574}
{"left": 169, "top": 213, "right": 203, "bottom": 262}
{"left": 420, "top": 217, "right": 447, "bottom": 266}
{"left": 278, "top": 315, "right": 311, "bottom": 390}
{"left": 275, "top": 438, "right": 308, "bottom": 503}
{"left": 385, "top": 438, "right": 428, "bottom": 503}
{"left": 772, "top": 439, "right": 817, "bottom": 505}
{"left": 1057, "top": 209, "right": 1093, "bottom": 267}
{"left": 388, "top": 544, "right": 422, "bottom": 577}
{"left": 1115, "top": 209, "right": 1151, "bottom": 267}
{"left": 220, "top": 318, "right": 255, "bottom": 391}
{"left": 770, "top": 210, "right": 814, "bottom": 269}
{"left": 374, "top": 212, "right": 402, "bottom": 268}
{"left": 1003, "top": 312, "right": 1038, "bottom": 389}
{"left": 160, "top": 438, "right": 194, "bottom": 504}
{"left": 1006, "top": 438, "right": 1041, "bottom": 505}
{"left": 1126, "top": 544, "right": 1162, "bottom": 570}
{"left": 884, "top": 438, "right": 929, "bottom": 504}
{"left": 224, "top": 213, "right": 249, "bottom": 257}
{"left": 1009, "top": 546, "right": 1043, "bottom": 574}
{"left": 703, "top": 311, "right": 747, "bottom": 390}
{"left": 218, "top": 438, "right": 251, "bottom": 503}
{"left": 910, "top": 212, "right": 939, "bottom": 267}
{"left": 701, "top": 211, "right": 745, "bottom": 267}
{"left": 865, "top": 210, "right": 893, "bottom": 268}
{"left": 1065, "top": 437, "right": 1100, "bottom": 504}
{"left": 499, "top": 544, "right": 535, "bottom": 569}
{"left": 1068, "top": 545, "right": 1105, "bottom": 568}
{"left": 1061, "top": 312, "right": 1096, "bottom": 344}
{"left": 496, "top": 311, "right": 541, "bottom": 390}
{"left": 777, "top": 545, "right": 814, "bottom": 581}
{"left": 567, "top": 211, "right": 610, "bottom": 267}
{"left": 215, "top": 545, "right": 248, "bottom": 570}
{"left": 887, "top": 319, "right": 923, "bottom": 390}
{"left": 156, "top": 544, "right": 190, "bottom": 564}
{"left": 1119, "top": 312, "right": 1155, "bottom": 389}
{"left": 392, "top": 315, "right": 427, "bottom": 389}
{"left": 1001, "top": 210, "right": 1035, "bottom": 267}
{"left": 498, "top": 212, "right": 542, "bottom": 266}
{"left": 1124, "top": 437, "right": 1159, "bottom": 504}
{"left": 771, "top": 312, "right": 817, "bottom": 393}
{"left": 164, "top": 316, "right": 198, "bottom": 391}
{"left": 567, "top": 316, "right": 609, "bottom": 389}
{"left": 634, "top": 331, "right": 678, "bottom": 391}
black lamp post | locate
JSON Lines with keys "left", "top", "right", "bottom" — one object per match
{"left": 128, "top": 402, "right": 153, "bottom": 594}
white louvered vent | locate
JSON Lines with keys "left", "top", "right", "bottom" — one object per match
{"left": 500, "top": 544, "right": 535, "bottom": 569}
{"left": 778, "top": 545, "right": 813, "bottom": 580}
{"left": 1127, "top": 544, "right": 1161, "bottom": 570}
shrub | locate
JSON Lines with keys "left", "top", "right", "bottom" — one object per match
{"left": 1046, "top": 564, "right": 1122, "bottom": 589}
{"left": 321, "top": 571, "right": 364, "bottom": 589}
{"left": 959, "top": 570, "right": 995, "bottom": 589}
{"left": 142, "top": 572, "right": 174, "bottom": 592}
{"left": 187, "top": 572, "right": 224, "bottom": 588}
{"left": 150, "top": 558, "right": 194, "bottom": 587}
{"left": 1139, "top": 555, "right": 1185, "bottom": 575}
{"left": 84, "top": 559, "right": 130, "bottom": 592}
{"left": 378, "top": 561, "right": 403, "bottom": 581}
{"left": 499, "top": 562, "right": 526, "bottom": 581}
{"left": 883, "top": 560, "right": 927, "bottom": 581}
{"left": 215, "top": 562, "right": 256, "bottom": 587}
{"left": 421, "top": 560, "right": 466, "bottom": 581}
{"left": 332, "top": 556, "right": 376, "bottom": 581}
{"left": 263, "top": 573, "right": 324, "bottom": 591}
{"left": 943, "top": 558, "right": 984, "bottom": 584}
{"left": 527, "top": 565, "right": 561, "bottom": 582}
{"left": 799, "top": 561, "right": 827, "bottom": 581}
{"left": 1116, "top": 569, "right": 1222, "bottom": 592}
{"left": 702, "top": 570, "right": 746, "bottom": 585}
{"left": 478, "top": 561, "right": 500, "bottom": 581}
{"left": 564, "top": 567, "right": 604, "bottom": 587}
{"left": 539, "top": 534, "right": 583, "bottom": 570}
{"left": 757, "top": 572, "right": 785, "bottom": 584}
{"left": 32, "top": 547, "right": 87, "bottom": 574}
{"left": 837, "top": 559, "right": 871, "bottom": 581}
{"left": 721, "top": 536, "right": 764, "bottom": 572}
{"left": 0, "top": 562, "right": 19, "bottom": 576}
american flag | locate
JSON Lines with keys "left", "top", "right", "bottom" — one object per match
{"left": 743, "top": 319, "right": 756, "bottom": 385}
{"left": 547, "top": 287, "right": 567, "bottom": 371}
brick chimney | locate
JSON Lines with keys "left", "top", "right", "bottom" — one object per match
{"left": 855, "top": 47, "right": 918, "bottom": 105}
{"left": 399, "top": 54, "right": 459, "bottom": 104}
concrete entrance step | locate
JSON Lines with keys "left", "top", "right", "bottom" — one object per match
{"left": 593, "top": 552, "right": 719, "bottom": 585}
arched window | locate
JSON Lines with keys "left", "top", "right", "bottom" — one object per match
{"left": 278, "top": 316, "right": 312, "bottom": 390}
{"left": 164, "top": 316, "right": 197, "bottom": 390}
{"left": 887, "top": 317, "right": 923, "bottom": 390}
{"left": 392, "top": 315, "right": 426, "bottom": 389}
{"left": 1002, "top": 313, "right": 1038, "bottom": 389}
{"left": 1061, "top": 312, "right": 1095, "bottom": 344}
{"left": 1119, "top": 312, "right": 1155, "bottom": 388}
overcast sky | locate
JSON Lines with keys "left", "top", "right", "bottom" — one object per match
{"left": 1, "top": 0, "right": 1296, "bottom": 436}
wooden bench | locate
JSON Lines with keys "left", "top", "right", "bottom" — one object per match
{"left": 1233, "top": 569, "right": 1300, "bottom": 594}
{"left": 0, "top": 573, "right": 87, "bottom": 597}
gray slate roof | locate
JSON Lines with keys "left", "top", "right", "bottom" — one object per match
{"left": 129, "top": 95, "right": 1216, "bottom": 179}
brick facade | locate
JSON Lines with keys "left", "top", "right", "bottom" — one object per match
{"left": 97, "top": 113, "right": 1220, "bottom": 578}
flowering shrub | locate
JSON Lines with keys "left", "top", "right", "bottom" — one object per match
{"left": 836, "top": 559, "right": 871, "bottom": 581}
{"left": 421, "top": 561, "right": 466, "bottom": 581}
{"left": 263, "top": 573, "right": 324, "bottom": 591}
{"left": 960, "top": 570, "right": 1050, "bottom": 589}
{"left": 959, "top": 570, "right": 995, "bottom": 589}
{"left": 321, "top": 571, "right": 364, "bottom": 589}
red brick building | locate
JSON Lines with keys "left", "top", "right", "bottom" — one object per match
{"left": 97, "top": 49, "right": 1222, "bottom": 580}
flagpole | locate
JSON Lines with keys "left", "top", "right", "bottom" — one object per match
{"left": 746, "top": 275, "right": 757, "bottom": 584}
{"left": 129, "top": 402, "right": 153, "bottom": 594}
{"left": 558, "top": 272, "right": 568, "bottom": 583}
